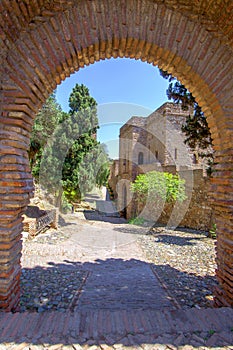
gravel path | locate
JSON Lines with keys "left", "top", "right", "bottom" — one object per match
{"left": 20, "top": 212, "right": 217, "bottom": 312}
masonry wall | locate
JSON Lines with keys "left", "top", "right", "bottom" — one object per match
{"left": 128, "top": 168, "right": 213, "bottom": 231}
{"left": 116, "top": 103, "right": 211, "bottom": 229}
{"left": 108, "top": 160, "right": 119, "bottom": 200}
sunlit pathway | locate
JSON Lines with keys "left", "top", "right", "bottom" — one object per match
{"left": 65, "top": 213, "right": 175, "bottom": 311}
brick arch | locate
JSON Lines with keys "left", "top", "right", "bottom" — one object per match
{"left": 1, "top": 0, "right": 233, "bottom": 310}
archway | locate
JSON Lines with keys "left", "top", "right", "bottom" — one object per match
{"left": 0, "top": 0, "right": 233, "bottom": 310}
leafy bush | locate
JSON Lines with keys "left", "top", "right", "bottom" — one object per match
{"left": 61, "top": 194, "right": 73, "bottom": 214}
{"left": 128, "top": 217, "right": 145, "bottom": 226}
{"left": 130, "top": 171, "right": 187, "bottom": 206}
{"left": 208, "top": 223, "right": 217, "bottom": 239}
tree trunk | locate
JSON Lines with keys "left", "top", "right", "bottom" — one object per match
{"left": 55, "top": 187, "right": 63, "bottom": 211}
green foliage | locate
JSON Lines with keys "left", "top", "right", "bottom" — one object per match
{"left": 128, "top": 217, "right": 145, "bottom": 226}
{"left": 29, "top": 93, "right": 63, "bottom": 168}
{"left": 131, "top": 171, "right": 187, "bottom": 205}
{"left": 159, "top": 69, "right": 213, "bottom": 163}
{"left": 69, "top": 83, "right": 98, "bottom": 135}
{"left": 106, "top": 183, "right": 114, "bottom": 200}
{"left": 61, "top": 193, "right": 73, "bottom": 214}
{"left": 208, "top": 223, "right": 217, "bottom": 239}
{"left": 95, "top": 145, "right": 110, "bottom": 188}
{"left": 30, "top": 84, "right": 109, "bottom": 208}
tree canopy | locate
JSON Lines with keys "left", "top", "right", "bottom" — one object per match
{"left": 30, "top": 84, "right": 109, "bottom": 209}
{"left": 29, "top": 93, "right": 63, "bottom": 168}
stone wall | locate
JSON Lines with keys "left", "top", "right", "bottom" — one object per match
{"left": 135, "top": 168, "right": 213, "bottom": 231}
{"left": 108, "top": 160, "right": 119, "bottom": 200}
{"left": 116, "top": 102, "right": 212, "bottom": 230}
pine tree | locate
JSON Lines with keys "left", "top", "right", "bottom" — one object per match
{"left": 29, "top": 93, "right": 63, "bottom": 169}
{"left": 33, "top": 84, "right": 110, "bottom": 208}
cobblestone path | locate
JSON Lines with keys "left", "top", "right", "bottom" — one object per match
{"left": 74, "top": 258, "right": 174, "bottom": 311}
{"left": 1, "top": 191, "right": 233, "bottom": 349}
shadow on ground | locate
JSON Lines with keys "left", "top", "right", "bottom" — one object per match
{"left": 150, "top": 233, "right": 208, "bottom": 246}
{"left": 114, "top": 225, "right": 211, "bottom": 246}
{"left": 0, "top": 258, "right": 229, "bottom": 348}
{"left": 19, "top": 258, "right": 216, "bottom": 313}
{"left": 58, "top": 214, "right": 76, "bottom": 227}
{"left": 83, "top": 210, "right": 126, "bottom": 224}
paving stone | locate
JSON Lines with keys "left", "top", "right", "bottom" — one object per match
{"left": 11, "top": 343, "right": 30, "bottom": 350}
{"left": 0, "top": 346, "right": 8, "bottom": 350}
{"left": 218, "top": 331, "right": 233, "bottom": 344}
{"left": 149, "top": 345, "right": 167, "bottom": 350}
{"left": 190, "top": 333, "right": 206, "bottom": 345}
{"left": 72, "top": 344, "right": 83, "bottom": 350}
{"left": 86, "top": 340, "right": 96, "bottom": 346}
{"left": 99, "top": 344, "right": 113, "bottom": 350}
{"left": 165, "top": 345, "right": 177, "bottom": 350}
{"left": 206, "top": 333, "right": 229, "bottom": 347}
{"left": 141, "top": 345, "right": 159, "bottom": 350}
{"left": 48, "top": 344, "right": 64, "bottom": 350}
{"left": 173, "top": 334, "right": 187, "bottom": 346}
{"left": 104, "top": 336, "right": 117, "bottom": 346}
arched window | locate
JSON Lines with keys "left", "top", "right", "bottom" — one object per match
{"left": 138, "top": 152, "right": 144, "bottom": 165}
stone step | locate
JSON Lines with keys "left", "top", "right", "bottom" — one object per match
{"left": 0, "top": 307, "right": 233, "bottom": 347}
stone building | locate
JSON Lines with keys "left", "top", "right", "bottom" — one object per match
{"left": 109, "top": 102, "right": 213, "bottom": 230}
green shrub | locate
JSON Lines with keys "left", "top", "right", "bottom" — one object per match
{"left": 208, "top": 223, "right": 217, "bottom": 239}
{"left": 128, "top": 217, "right": 145, "bottom": 226}
{"left": 130, "top": 171, "right": 187, "bottom": 206}
{"left": 61, "top": 194, "right": 73, "bottom": 214}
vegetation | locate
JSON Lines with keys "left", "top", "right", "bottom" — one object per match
{"left": 208, "top": 223, "right": 217, "bottom": 239}
{"left": 128, "top": 217, "right": 145, "bottom": 226}
{"left": 106, "top": 183, "right": 114, "bottom": 200}
{"left": 29, "top": 84, "right": 110, "bottom": 209}
{"left": 159, "top": 69, "right": 214, "bottom": 167}
{"left": 29, "top": 93, "right": 63, "bottom": 170}
{"left": 131, "top": 171, "right": 187, "bottom": 207}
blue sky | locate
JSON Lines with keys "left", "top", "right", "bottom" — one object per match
{"left": 56, "top": 58, "right": 170, "bottom": 158}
